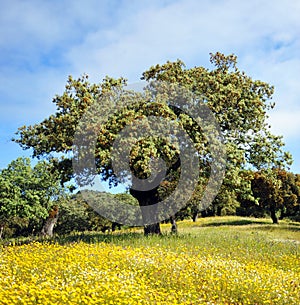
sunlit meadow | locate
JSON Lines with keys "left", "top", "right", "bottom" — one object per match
{"left": 0, "top": 217, "right": 299, "bottom": 305}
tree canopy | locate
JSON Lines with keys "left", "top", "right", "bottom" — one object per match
{"left": 0, "top": 157, "right": 63, "bottom": 238}
{"left": 251, "top": 169, "right": 300, "bottom": 223}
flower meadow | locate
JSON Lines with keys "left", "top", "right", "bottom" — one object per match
{"left": 0, "top": 218, "right": 299, "bottom": 305}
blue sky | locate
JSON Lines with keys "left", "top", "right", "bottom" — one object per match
{"left": 1, "top": 0, "right": 300, "bottom": 175}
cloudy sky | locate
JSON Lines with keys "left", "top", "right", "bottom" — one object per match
{"left": 1, "top": 0, "right": 300, "bottom": 174}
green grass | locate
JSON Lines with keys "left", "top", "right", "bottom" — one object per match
{"left": 3, "top": 216, "right": 300, "bottom": 248}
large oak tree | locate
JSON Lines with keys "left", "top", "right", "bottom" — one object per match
{"left": 15, "top": 53, "right": 292, "bottom": 234}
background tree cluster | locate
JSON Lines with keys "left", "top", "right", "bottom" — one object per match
{"left": 1, "top": 158, "right": 298, "bottom": 239}
{"left": 0, "top": 157, "right": 137, "bottom": 239}
{"left": 0, "top": 157, "right": 63, "bottom": 238}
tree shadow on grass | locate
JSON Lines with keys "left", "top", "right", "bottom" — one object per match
{"left": 2, "top": 218, "right": 300, "bottom": 247}
{"left": 54, "top": 231, "right": 146, "bottom": 245}
{"left": 200, "top": 219, "right": 269, "bottom": 227}
{"left": 0, "top": 231, "right": 144, "bottom": 247}
{"left": 199, "top": 218, "right": 300, "bottom": 233}
{"left": 253, "top": 224, "right": 300, "bottom": 232}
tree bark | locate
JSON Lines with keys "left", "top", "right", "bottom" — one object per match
{"left": 192, "top": 211, "right": 198, "bottom": 222}
{"left": 41, "top": 206, "right": 59, "bottom": 237}
{"left": 130, "top": 185, "right": 161, "bottom": 235}
{"left": 140, "top": 199, "right": 161, "bottom": 235}
{"left": 144, "top": 223, "right": 161, "bottom": 235}
{"left": 216, "top": 206, "right": 222, "bottom": 216}
{"left": 270, "top": 207, "right": 278, "bottom": 224}
{"left": 170, "top": 216, "right": 177, "bottom": 234}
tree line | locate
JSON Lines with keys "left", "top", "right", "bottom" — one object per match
{"left": 0, "top": 157, "right": 299, "bottom": 239}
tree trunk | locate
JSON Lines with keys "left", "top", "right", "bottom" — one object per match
{"left": 140, "top": 201, "right": 161, "bottom": 235}
{"left": 144, "top": 223, "right": 161, "bottom": 235}
{"left": 170, "top": 216, "right": 177, "bottom": 234}
{"left": 112, "top": 222, "right": 121, "bottom": 232}
{"left": 192, "top": 211, "right": 198, "bottom": 222}
{"left": 0, "top": 225, "right": 4, "bottom": 239}
{"left": 216, "top": 206, "right": 222, "bottom": 216}
{"left": 270, "top": 207, "right": 278, "bottom": 224}
{"left": 130, "top": 185, "right": 161, "bottom": 235}
{"left": 41, "top": 206, "right": 59, "bottom": 237}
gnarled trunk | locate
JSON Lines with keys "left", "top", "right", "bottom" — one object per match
{"left": 192, "top": 211, "right": 198, "bottom": 222}
{"left": 41, "top": 206, "right": 59, "bottom": 237}
{"left": 270, "top": 207, "right": 278, "bottom": 224}
{"left": 144, "top": 223, "right": 161, "bottom": 235}
{"left": 130, "top": 185, "right": 161, "bottom": 235}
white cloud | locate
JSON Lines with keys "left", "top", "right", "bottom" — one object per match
{"left": 0, "top": 0, "right": 300, "bottom": 171}
{"left": 66, "top": 0, "right": 300, "bottom": 79}
{"left": 0, "top": 0, "right": 115, "bottom": 48}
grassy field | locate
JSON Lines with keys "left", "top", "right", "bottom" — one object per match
{"left": 0, "top": 216, "right": 299, "bottom": 304}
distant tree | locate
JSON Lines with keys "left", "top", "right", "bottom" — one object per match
{"left": 276, "top": 170, "right": 300, "bottom": 220}
{"left": 14, "top": 53, "right": 292, "bottom": 234}
{"left": 54, "top": 195, "right": 90, "bottom": 234}
{"left": 294, "top": 174, "right": 300, "bottom": 221}
{"left": 55, "top": 191, "right": 138, "bottom": 234}
{"left": 251, "top": 169, "right": 299, "bottom": 223}
{"left": 55, "top": 193, "right": 112, "bottom": 234}
{"left": 206, "top": 169, "right": 256, "bottom": 218}
{"left": 0, "top": 157, "right": 63, "bottom": 238}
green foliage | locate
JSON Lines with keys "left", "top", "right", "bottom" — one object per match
{"left": 55, "top": 191, "right": 138, "bottom": 235}
{"left": 251, "top": 169, "right": 300, "bottom": 223}
{"left": 277, "top": 170, "right": 300, "bottom": 219}
{"left": 13, "top": 53, "right": 293, "bottom": 231}
{"left": 54, "top": 195, "right": 91, "bottom": 234}
{"left": 142, "top": 53, "right": 292, "bottom": 221}
{"left": 0, "top": 157, "right": 64, "bottom": 238}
